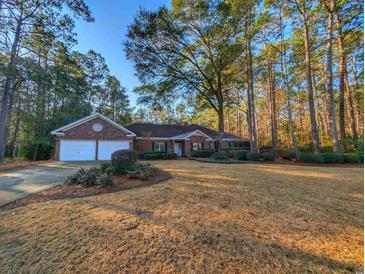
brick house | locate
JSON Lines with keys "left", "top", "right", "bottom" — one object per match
{"left": 51, "top": 112, "right": 249, "bottom": 161}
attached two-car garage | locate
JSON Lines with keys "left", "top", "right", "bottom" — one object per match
{"left": 60, "top": 140, "right": 130, "bottom": 161}
{"left": 52, "top": 113, "right": 136, "bottom": 161}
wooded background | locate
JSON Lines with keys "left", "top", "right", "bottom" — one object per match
{"left": 0, "top": 0, "right": 363, "bottom": 161}
{"left": 125, "top": 0, "right": 363, "bottom": 156}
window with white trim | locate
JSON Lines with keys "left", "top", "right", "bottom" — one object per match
{"left": 192, "top": 142, "right": 203, "bottom": 151}
{"left": 154, "top": 142, "right": 166, "bottom": 152}
{"left": 209, "top": 142, "right": 215, "bottom": 149}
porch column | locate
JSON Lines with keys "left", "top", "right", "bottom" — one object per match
{"left": 171, "top": 139, "right": 175, "bottom": 154}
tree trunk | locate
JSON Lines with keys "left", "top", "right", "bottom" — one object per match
{"left": 268, "top": 61, "right": 277, "bottom": 155}
{"left": 351, "top": 56, "right": 363, "bottom": 134}
{"left": 325, "top": 4, "right": 340, "bottom": 152}
{"left": 302, "top": 15, "right": 320, "bottom": 154}
{"left": 278, "top": 8, "right": 299, "bottom": 159}
{"left": 217, "top": 103, "right": 224, "bottom": 151}
{"left": 248, "top": 39, "right": 258, "bottom": 153}
{"left": 335, "top": 12, "right": 357, "bottom": 140}
{"left": 0, "top": 16, "right": 22, "bottom": 161}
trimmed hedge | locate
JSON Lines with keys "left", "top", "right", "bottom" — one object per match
{"left": 298, "top": 153, "right": 325, "bottom": 164}
{"left": 342, "top": 153, "right": 361, "bottom": 163}
{"left": 259, "top": 146, "right": 273, "bottom": 153}
{"left": 231, "top": 150, "right": 250, "bottom": 160}
{"left": 321, "top": 153, "right": 343, "bottom": 164}
{"left": 191, "top": 149, "right": 215, "bottom": 158}
{"left": 142, "top": 151, "right": 177, "bottom": 160}
{"left": 210, "top": 151, "right": 229, "bottom": 160}
{"left": 261, "top": 153, "right": 275, "bottom": 161}
{"left": 223, "top": 147, "right": 250, "bottom": 151}
{"left": 280, "top": 150, "right": 296, "bottom": 160}
{"left": 247, "top": 152, "right": 261, "bottom": 161}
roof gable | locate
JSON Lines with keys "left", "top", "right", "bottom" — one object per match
{"left": 51, "top": 113, "right": 136, "bottom": 136}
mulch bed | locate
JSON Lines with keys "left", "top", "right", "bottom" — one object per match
{"left": 0, "top": 169, "right": 172, "bottom": 211}
{"left": 0, "top": 160, "right": 52, "bottom": 172}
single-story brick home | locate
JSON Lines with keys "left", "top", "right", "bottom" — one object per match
{"left": 51, "top": 112, "right": 249, "bottom": 161}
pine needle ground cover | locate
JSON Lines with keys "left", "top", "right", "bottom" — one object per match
{"left": 0, "top": 160, "right": 363, "bottom": 273}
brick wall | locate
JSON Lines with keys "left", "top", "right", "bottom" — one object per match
{"left": 61, "top": 117, "right": 131, "bottom": 140}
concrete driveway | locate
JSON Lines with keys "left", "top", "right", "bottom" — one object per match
{"left": 0, "top": 161, "right": 99, "bottom": 206}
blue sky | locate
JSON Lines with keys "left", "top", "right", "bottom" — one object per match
{"left": 73, "top": 0, "right": 170, "bottom": 106}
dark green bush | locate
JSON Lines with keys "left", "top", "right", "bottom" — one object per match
{"left": 261, "top": 153, "right": 275, "bottom": 161}
{"left": 280, "top": 150, "right": 296, "bottom": 160}
{"left": 320, "top": 146, "right": 333, "bottom": 153}
{"left": 298, "top": 153, "right": 325, "bottom": 164}
{"left": 342, "top": 153, "right": 361, "bottom": 163}
{"left": 99, "top": 162, "right": 113, "bottom": 175}
{"left": 222, "top": 147, "right": 250, "bottom": 151}
{"left": 20, "top": 139, "right": 53, "bottom": 160}
{"left": 210, "top": 151, "right": 229, "bottom": 160}
{"left": 247, "top": 152, "right": 261, "bottom": 161}
{"left": 126, "top": 163, "right": 154, "bottom": 180}
{"left": 142, "top": 152, "right": 176, "bottom": 160}
{"left": 111, "top": 150, "right": 138, "bottom": 174}
{"left": 321, "top": 153, "right": 343, "bottom": 164}
{"left": 191, "top": 149, "right": 215, "bottom": 158}
{"left": 259, "top": 146, "right": 272, "bottom": 153}
{"left": 231, "top": 150, "right": 250, "bottom": 160}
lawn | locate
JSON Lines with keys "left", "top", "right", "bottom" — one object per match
{"left": 0, "top": 160, "right": 363, "bottom": 273}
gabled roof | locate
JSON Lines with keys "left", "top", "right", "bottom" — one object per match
{"left": 51, "top": 113, "right": 136, "bottom": 136}
{"left": 172, "top": 129, "right": 213, "bottom": 140}
{"left": 125, "top": 123, "right": 244, "bottom": 140}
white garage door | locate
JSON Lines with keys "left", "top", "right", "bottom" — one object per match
{"left": 98, "top": 140, "right": 129, "bottom": 160}
{"left": 60, "top": 140, "right": 96, "bottom": 161}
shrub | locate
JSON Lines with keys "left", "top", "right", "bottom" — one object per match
{"left": 20, "top": 139, "right": 53, "bottom": 160}
{"left": 95, "top": 173, "right": 113, "bottom": 187}
{"left": 191, "top": 149, "right": 215, "bottom": 158}
{"left": 99, "top": 162, "right": 113, "bottom": 175}
{"left": 222, "top": 147, "right": 250, "bottom": 151}
{"left": 279, "top": 150, "right": 296, "bottom": 160}
{"left": 65, "top": 167, "right": 113, "bottom": 187}
{"left": 126, "top": 163, "right": 154, "bottom": 180}
{"left": 65, "top": 168, "right": 86, "bottom": 184}
{"left": 247, "top": 152, "right": 261, "bottom": 161}
{"left": 259, "top": 145, "right": 273, "bottom": 153}
{"left": 210, "top": 151, "right": 229, "bottom": 160}
{"left": 79, "top": 167, "right": 99, "bottom": 185}
{"left": 111, "top": 150, "right": 138, "bottom": 175}
{"left": 321, "top": 153, "right": 343, "bottom": 164}
{"left": 261, "top": 153, "right": 275, "bottom": 161}
{"left": 298, "top": 153, "right": 325, "bottom": 164}
{"left": 231, "top": 150, "right": 250, "bottom": 160}
{"left": 142, "top": 152, "right": 176, "bottom": 160}
{"left": 320, "top": 146, "right": 333, "bottom": 153}
{"left": 342, "top": 153, "right": 361, "bottom": 163}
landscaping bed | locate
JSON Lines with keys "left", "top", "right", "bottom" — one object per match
{"left": 0, "top": 168, "right": 171, "bottom": 211}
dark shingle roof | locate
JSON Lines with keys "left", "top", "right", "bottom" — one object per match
{"left": 125, "top": 123, "right": 244, "bottom": 140}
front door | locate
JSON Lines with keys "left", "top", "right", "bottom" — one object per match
{"left": 174, "top": 143, "right": 183, "bottom": 157}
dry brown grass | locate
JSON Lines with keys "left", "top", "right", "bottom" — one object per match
{"left": 0, "top": 160, "right": 363, "bottom": 273}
